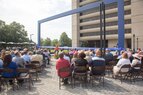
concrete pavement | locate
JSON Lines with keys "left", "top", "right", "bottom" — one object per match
{"left": 0, "top": 59, "right": 143, "bottom": 95}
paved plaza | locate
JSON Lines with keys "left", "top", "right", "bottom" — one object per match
{"left": 1, "top": 59, "right": 143, "bottom": 95}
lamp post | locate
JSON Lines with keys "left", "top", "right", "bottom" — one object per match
{"left": 30, "top": 34, "right": 34, "bottom": 42}
{"left": 29, "top": 34, "right": 34, "bottom": 50}
{"left": 133, "top": 34, "right": 135, "bottom": 52}
{"left": 137, "top": 37, "right": 139, "bottom": 50}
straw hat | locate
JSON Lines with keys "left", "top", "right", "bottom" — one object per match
{"left": 132, "top": 53, "right": 140, "bottom": 59}
{"left": 138, "top": 51, "right": 143, "bottom": 57}
{"left": 5, "top": 51, "right": 11, "bottom": 55}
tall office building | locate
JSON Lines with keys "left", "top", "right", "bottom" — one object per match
{"left": 72, "top": 0, "right": 143, "bottom": 49}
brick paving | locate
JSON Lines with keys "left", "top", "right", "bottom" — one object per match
{"left": 1, "top": 59, "right": 143, "bottom": 95}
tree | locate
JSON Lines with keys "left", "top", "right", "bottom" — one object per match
{"left": 52, "top": 39, "right": 59, "bottom": 46}
{"left": 40, "top": 38, "right": 44, "bottom": 46}
{"left": 59, "top": 32, "right": 71, "bottom": 47}
{"left": 41, "top": 37, "right": 51, "bottom": 46}
{"left": 0, "top": 20, "right": 29, "bottom": 43}
{"left": 0, "top": 20, "right": 6, "bottom": 42}
{"left": 8, "top": 21, "right": 29, "bottom": 42}
{"left": 80, "top": 41, "right": 88, "bottom": 47}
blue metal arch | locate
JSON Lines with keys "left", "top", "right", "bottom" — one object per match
{"left": 38, "top": 0, "right": 124, "bottom": 48}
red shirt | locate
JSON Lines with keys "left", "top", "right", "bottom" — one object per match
{"left": 54, "top": 47, "right": 59, "bottom": 51}
{"left": 56, "top": 58, "right": 70, "bottom": 77}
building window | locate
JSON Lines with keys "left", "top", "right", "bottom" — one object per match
{"left": 80, "top": 29, "right": 131, "bottom": 37}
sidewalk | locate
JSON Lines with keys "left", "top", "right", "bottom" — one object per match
{"left": 1, "top": 59, "right": 143, "bottom": 95}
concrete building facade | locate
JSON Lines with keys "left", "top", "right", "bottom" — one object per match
{"left": 72, "top": 0, "right": 143, "bottom": 49}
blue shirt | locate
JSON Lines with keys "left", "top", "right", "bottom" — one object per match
{"left": 2, "top": 62, "right": 18, "bottom": 78}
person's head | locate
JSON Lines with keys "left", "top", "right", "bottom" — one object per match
{"left": 78, "top": 52, "right": 86, "bottom": 59}
{"left": 132, "top": 53, "right": 140, "bottom": 60}
{"left": 95, "top": 49, "right": 102, "bottom": 57}
{"left": 3, "top": 54, "right": 12, "bottom": 67}
{"left": 59, "top": 52, "right": 64, "bottom": 59}
{"left": 23, "top": 48, "right": 28, "bottom": 54}
{"left": 73, "top": 52, "right": 78, "bottom": 58}
{"left": 122, "top": 52, "right": 128, "bottom": 59}
{"left": 14, "top": 50, "right": 20, "bottom": 56}
{"left": 85, "top": 51, "right": 90, "bottom": 56}
{"left": 44, "top": 49, "right": 47, "bottom": 52}
{"left": 106, "top": 49, "right": 110, "bottom": 53}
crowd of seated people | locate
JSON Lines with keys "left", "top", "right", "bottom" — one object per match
{"left": 0, "top": 48, "right": 52, "bottom": 86}
{"left": 55, "top": 48, "right": 143, "bottom": 84}
{"left": 1, "top": 47, "right": 143, "bottom": 86}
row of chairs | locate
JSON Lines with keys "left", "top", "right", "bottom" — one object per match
{"left": 0, "top": 68, "right": 33, "bottom": 91}
{"left": 58, "top": 65, "right": 105, "bottom": 89}
{"left": 0, "top": 61, "right": 44, "bottom": 91}
{"left": 59, "top": 62, "right": 143, "bottom": 89}
{"left": 117, "top": 64, "right": 143, "bottom": 83}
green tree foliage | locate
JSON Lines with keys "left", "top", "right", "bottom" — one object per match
{"left": 59, "top": 32, "right": 71, "bottom": 47}
{"left": 41, "top": 37, "right": 51, "bottom": 46}
{"left": 40, "top": 38, "right": 44, "bottom": 45}
{"left": 80, "top": 41, "right": 88, "bottom": 47}
{"left": 51, "top": 39, "right": 59, "bottom": 46}
{"left": 0, "top": 20, "right": 29, "bottom": 43}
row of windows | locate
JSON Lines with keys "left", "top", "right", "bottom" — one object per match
{"left": 80, "top": 29, "right": 131, "bottom": 37}
{"left": 79, "top": 0, "right": 131, "bottom": 16}
{"left": 80, "top": 40, "right": 108, "bottom": 47}
{"left": 79, "top": 0, "right": 86, "bottom": 2}
{"left": 80, "top": 19, "right": 131, "bottom": 30}
{"left": 80, "top": 10, "right": 131, "bottom": 23}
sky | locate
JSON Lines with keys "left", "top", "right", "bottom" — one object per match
{"left": 0, "top": 0, "right": 72, "bottom": 43}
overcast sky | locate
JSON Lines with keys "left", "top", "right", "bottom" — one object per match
{"left": 0, "top": 0, "right": 72, "bottom": 43}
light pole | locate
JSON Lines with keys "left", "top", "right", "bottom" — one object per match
{"left": 29, "top": 34, "right": 34, "bottom": 50}
{"left": 133, "top": 34, "right": 135, "bottom": 52}
{"left": 30, "top": 34, "right": 34, "bottom": 42}
{"left": 137, "top": 37, "right": 139, "bottom": 50}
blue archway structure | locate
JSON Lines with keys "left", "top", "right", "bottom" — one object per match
{"left": 38, "top": 0, "right": 124, "bottom": 49}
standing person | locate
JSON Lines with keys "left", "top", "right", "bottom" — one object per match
{"left": 43, "top": 49, "right": 51, "bottom": 65}
{"left": 56, "top": 52, "right": 70, "bottom": 84}
{"left": 54, "top": 45, "right": 59, "bottom": 55}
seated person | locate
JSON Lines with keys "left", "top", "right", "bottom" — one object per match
{"left": 105, "top": 49, "right": 113, "bottom": 65}
{"left": 131, "top": 53, "right": 141, "bottom": 72}
{"left": 2, "top": 55, "right": 18, "bottom": 85}
{"left": 12, "top": 50, "right": 26, "bottom": 68}
{"left": 90, "top": 49, "right": 105, "bottom": 75}
{"left": 21, "top": 48, "right": 31, "bottom": 64}
{"left": 31, "top": 51, "right": 43, "bottom": 66}
{"left": 74, "top": 52, "right": 88, "bottom": 73}
{"left": 131, "top": 54, "right": 141, "bottom": 67}
{"left": 0, "top": 58, "right": 3, "bottom": 68}
{"left": 113, "top": 52, "right": 131, "bottom": 76}
{"left": 56, "top": 52, "right": 71, "bottom": 84}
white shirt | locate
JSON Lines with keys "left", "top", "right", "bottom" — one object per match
{"left": 116, "top": 58, "right": 131, "bottom": 68}
{"left": 64, "top": 55, "right": 70, "bottom": 63}
{"left": 22, "top": 54, "right": 31, "bottom": 63}
{"left": 131, "top": 59, "right": 141, "bottom": 67}
{"left": 92, "top": 56, "right": 105, "bottom": 61}
{"left": 0, "top": 59, "right": 3, "bottom": 67}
